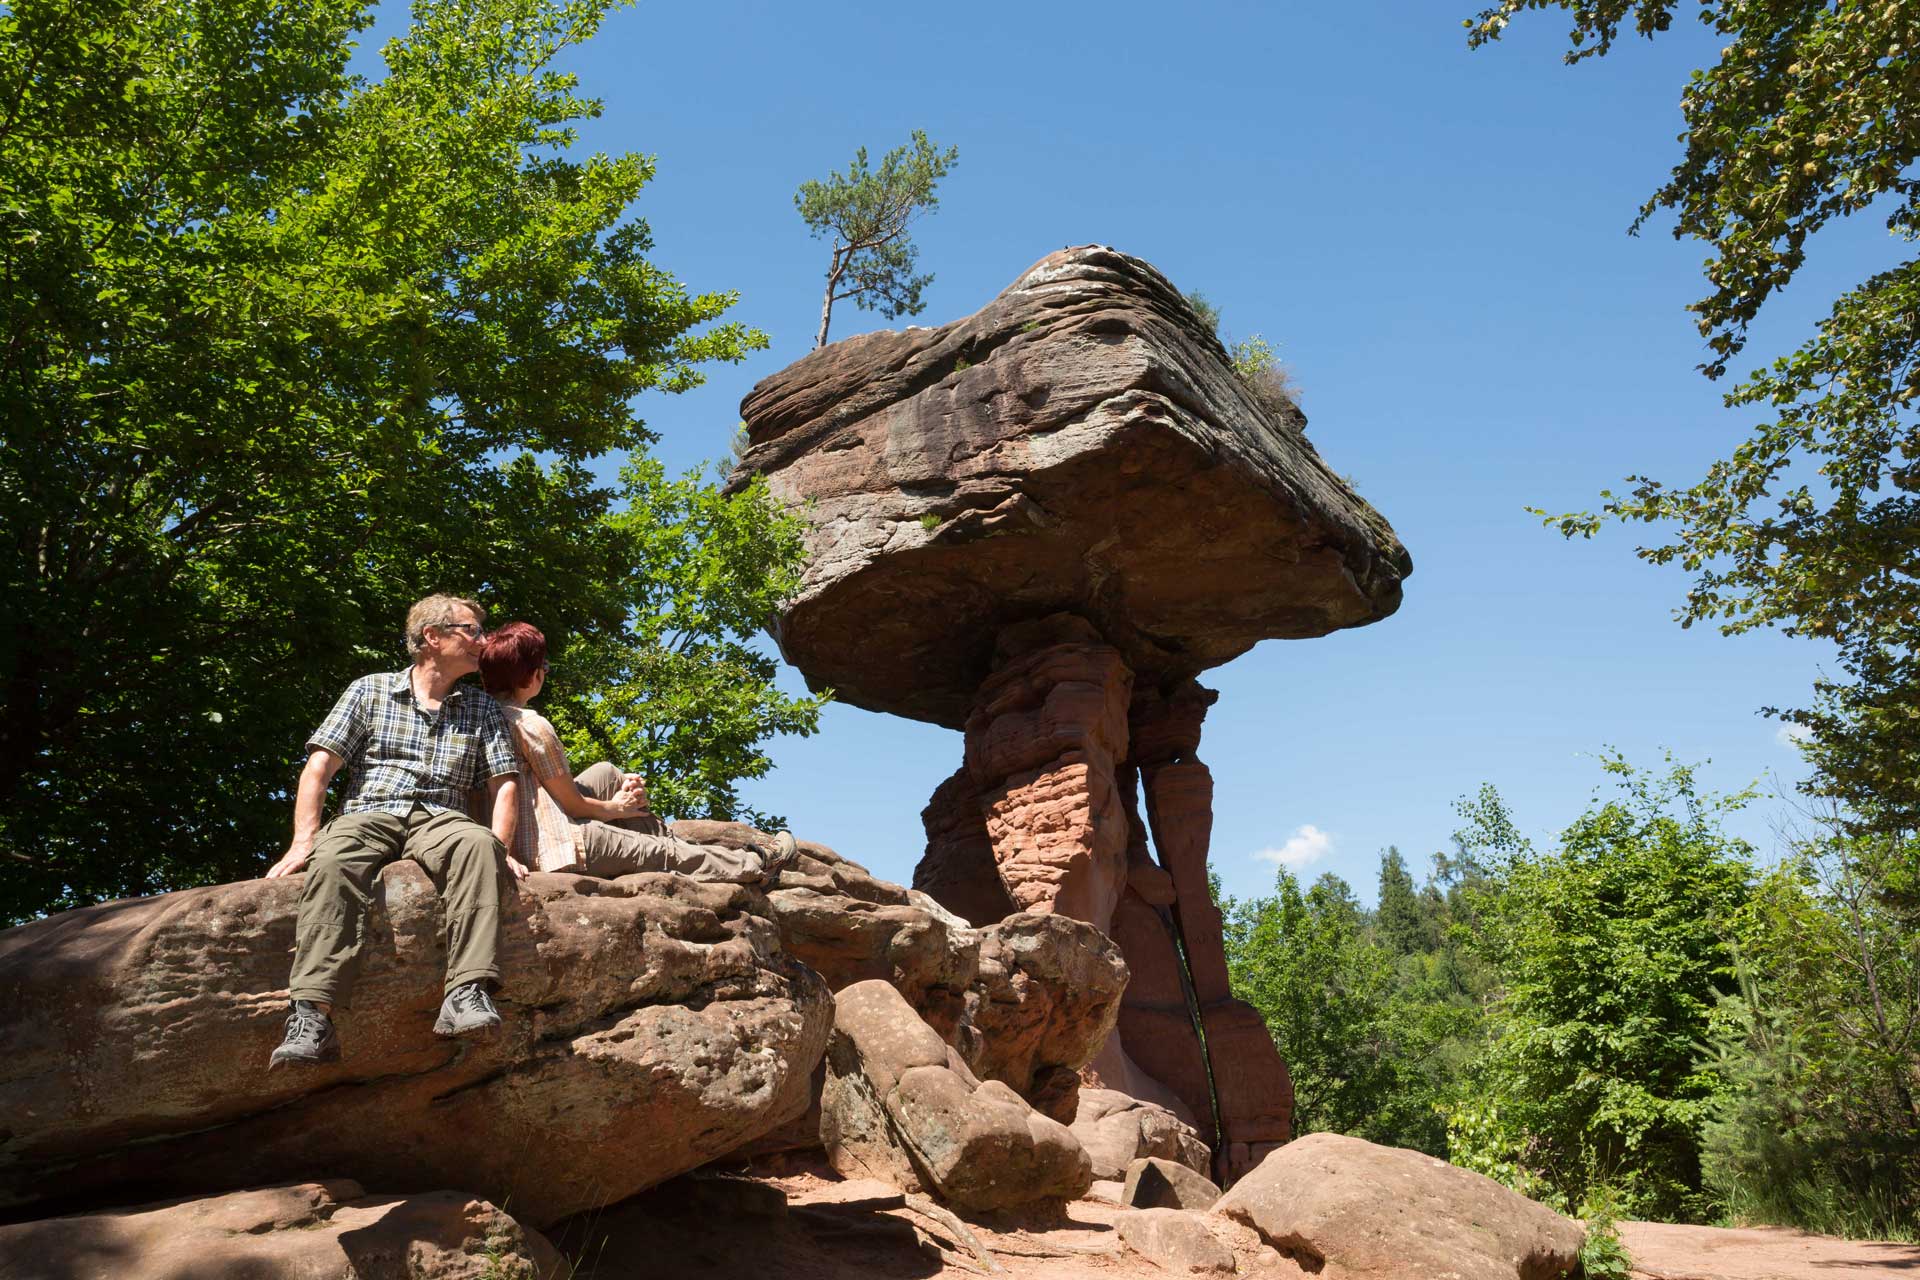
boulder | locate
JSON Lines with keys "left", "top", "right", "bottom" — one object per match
{"left": 0, "top": 866, "right": 832, "bottom": 1227}
{"left": 1070, "top": 1088, "right": 1212, "bottom": 1181}
{"left": 1123, "top": 1156, "right": 1222, "bottom": 1212}
{"left": 1211, "top": 1133, "right": 1585, "bottom": 1280}
{"left": 1115, "top": 1207, "right": 1238, "bottom": 1276}
{"left": 732, "top": 243, "right": 1411, "bottom": 729}
{"left": 821, "top": 979, "right": 1092, "bottom": 1210}
{"left": 0, "top": 1180, "right": 562, "bottom": 1280}
{"left": 753, "top": 831, "right": 1126, "bottom": 1119}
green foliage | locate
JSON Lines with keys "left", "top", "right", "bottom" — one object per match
{"left": 1576, "top": 1184, "right": 1636, "bottom": 1280}
{"left": 1376, "top": 845, "right": 1430, "bottom": 956}
{"left": 795, "top": 130, "right": 957, "bottom": 348}
{"left": 1228, "top": 334, "right": 1299, "bottom": 418}
{"left": 1470, "top": 1, "right": 1920, "bottom": 829}
{"left": 542, "top": 462, "right": 826, "bottom": 832}
{"left": 1448, "top": 757, "right": 1754, "bottom": 1221}
{"left": 1700, "top": 828, "right": 1920, "bottom": 1238}
{"left": 1223, "top": 857, "right": 1485, "bottom": 1155}
{"left": 1185, "top": 291, "right": 1223, "bottom": 335}
{"left": 0, "top": 0, "right": 773, "bottom": 922}
{"left": 1179, "top": 290, "right": 1298, "bottom": 417}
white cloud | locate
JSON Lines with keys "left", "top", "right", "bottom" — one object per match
{"left": 1775, "top": 723, "right": 1813, "bottom": 748}
{"left": 1253, "top": 824, "right": 1334, "bottom": 868}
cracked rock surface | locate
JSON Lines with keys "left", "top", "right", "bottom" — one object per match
{"left": 730, "top": 243, "right": 1412, "bottom": 728}
{"left": 0, "top": 864, "right": 831, "bottom": 1227}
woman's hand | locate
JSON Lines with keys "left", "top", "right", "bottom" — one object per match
{"left": 617, "top": 773, "right": 649, "bottom": 814}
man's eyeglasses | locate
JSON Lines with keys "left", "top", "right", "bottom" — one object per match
{"left": 437, "top": 622, "right": 484, "bottom": 640}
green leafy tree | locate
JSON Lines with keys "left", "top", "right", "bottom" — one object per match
{"left": 1224, "top": 866, "right": 1478, "bottom": 1153}
{"left": 1448, "top": 756, "right": 1754, "bottom": 1220}
{"left": 1469, "top": 1, "right": 1920, "bottom": 828}
{"left": 1701, "top": 824, "right": 1920, "bottom": 1237}
{"left": 542, "top": 461, "right": 827, "bottom": 830}
{"left": 795, "top": 130, "right": 958, "bottom": 349}
{"left": 1376, "top": 845, "right": 1428, "bottom": 956}
{"left": 0, "top": 0, "right": 771, "bottom": 922}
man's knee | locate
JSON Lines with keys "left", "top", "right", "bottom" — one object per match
{"left": 442, "top": 825, "right": 505, "bottom": 877}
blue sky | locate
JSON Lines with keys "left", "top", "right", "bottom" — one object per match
{"left": 369, "top": 2, "right": 1900, "bottom": 902}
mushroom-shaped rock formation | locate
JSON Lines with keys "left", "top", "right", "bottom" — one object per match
{"left": 734, "top": 246, "right": 1413, "bottom": 1185}
{"left": 734, "top": 244, "right": 1409, "bottom": 729}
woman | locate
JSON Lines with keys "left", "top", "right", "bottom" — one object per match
{"left": 477, "top": 622, "right": 798, "bottom": 880}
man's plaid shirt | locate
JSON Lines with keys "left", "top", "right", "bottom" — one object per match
{"left": 307, "top": 670, "right": 518, "bottom": 816}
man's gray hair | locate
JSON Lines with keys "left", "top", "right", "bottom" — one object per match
{"left": 404, "top": 594, "right": 485, "bottom": 657}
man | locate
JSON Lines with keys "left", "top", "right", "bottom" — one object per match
{"left": 264, "top": 594, "right": 523, "bottom": 1069}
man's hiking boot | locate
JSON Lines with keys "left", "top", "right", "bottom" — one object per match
{"left": 434, "top": 981, "right": 501, "bottom": 1038}
{"left": 269, "top": 1000, "right": 340, "bottom": 1068}
{"left": 760, "top": 831, "right": 800, "bottom": 878}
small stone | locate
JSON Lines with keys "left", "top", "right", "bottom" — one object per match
{"left": 1116, "top": 1207, "right": 1237, "bottom": 1275}
{"left": 1123, "top": 1155, "right": 1222, "bottom": 1211}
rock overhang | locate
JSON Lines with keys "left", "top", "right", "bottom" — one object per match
{"left": 731, "top": 245, "right": 1413, "bottom": 728}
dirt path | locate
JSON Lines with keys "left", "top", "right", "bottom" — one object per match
{"left": 1622, "top": 1220, "right": 1920, "bottom": 1280}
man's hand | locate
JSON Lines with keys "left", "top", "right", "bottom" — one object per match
{"left": 266, "top": 844, "right": 313, "bottom": 879}
{"left": 268, "top": 749, "right": 343, "bottom": 880}
{"left": 506, "top": 856, "right": 530, "bottom": 882}
{"left": 619, "top": 773, "right": 649, "bottom": 812}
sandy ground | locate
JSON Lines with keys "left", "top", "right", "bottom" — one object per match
{"left": 548, "top": 1155, "right": 1308, "bottom": 1280}
{"left": 545, "top": 1157, "right": 1918, "bottom": 1280}
{"left": 1621, "top": 1220, "right": 1920, "bottom": 1280}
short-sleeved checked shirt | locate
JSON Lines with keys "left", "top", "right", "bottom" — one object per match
{"left": 499, "top": 705, "right": 586, "bottom": 871}
{"left": 307, "top": 670, "right": 519, "bottom": 816}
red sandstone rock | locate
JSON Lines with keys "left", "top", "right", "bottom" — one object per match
{"left": 1212, "top": 1133, "right": 1586, "bottom": 1280}
{"left": 734, "top": 245, "right": 1411, "bottom": 730}
{"left": 822, "top": 981, "right": 1092, "bottom": 1210}
{"left": 1070, "top": 1089, "right": 1212, "bottom": 1181}
{"left": 0, "top": 867, "right": 831, "bottom": 1227}
{"left": 0, "top": 1181, "right": 563, "bottom": 1280}
{"left": 1115, "top": 1207, "right": 1238, "bottom": 1276}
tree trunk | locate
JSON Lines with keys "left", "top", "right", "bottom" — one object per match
{"left": 814, "top": 287, "right": 833, "bottom": 350}
{"left": 815, "top": 251, "right": 845, "bottom": 350}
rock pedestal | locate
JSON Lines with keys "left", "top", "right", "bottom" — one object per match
{"left": 742, "top": 244, "right": 1413, "bottom": 1184}
{"left": 915, "top": 628, "right": 1294, "bottom": 1183}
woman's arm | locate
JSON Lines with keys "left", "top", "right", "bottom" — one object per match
{"left": 512, "top": 714, "right": 647, "bottom": 822}
{"left": 541, "top": 768, "right": 646, "bottom": 823}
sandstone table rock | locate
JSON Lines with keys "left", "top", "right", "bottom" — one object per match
{"left": 1212, "top": 1132, "right": 1586, "bottom": 1280}
{"left": 0, "top": 1181, "right": 563, "bottom": 1280}
{"left": 0, "top": 864, "right": 832, "bottom": 1227}
{"left": 821, "top": 979, "right": 1092, "bottom": 1210}
{"left": 731, "top": 243, "right": 1411, "bottom": 728}
{"left": 735, "top": 245, "right": 1411, "bottom": 1184}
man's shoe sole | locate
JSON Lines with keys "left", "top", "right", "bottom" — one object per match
{"left": 268, "top": 1043, "right": 340, "bottom": 1068}
{"left": 433, "top": 1012, "right": 503, "bottom": 1038}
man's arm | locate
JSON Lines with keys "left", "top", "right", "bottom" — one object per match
{"left": 488, "top": 773, "right": 525, "bottom": 880}
{"left": 266, "top": 749, "right": 346, "bottom": 878}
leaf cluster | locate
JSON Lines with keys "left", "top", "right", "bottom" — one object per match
{"left": 1474, "top": 1, "right": 1920, "bottom": 829}
{"left": 0, "top": 0, "right": 773, "bottom": 920}
{"left": 795, "top": 130, "right": 956, "bottom": 341}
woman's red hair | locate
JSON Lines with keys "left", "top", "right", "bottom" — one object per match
{"left": 479, "top": 621, "right": 547, "bottom": 696}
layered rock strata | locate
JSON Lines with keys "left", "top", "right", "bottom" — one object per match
{"left": 729, "top": 244, "right": 1411, "bottom": 728}
{"left": 736, "top": 244, "right": 1410, "bottom": 1182}
{"left": 0, "top": 865, "right": 831, "bottom": 1226}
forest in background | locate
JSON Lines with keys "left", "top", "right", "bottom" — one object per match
{"left": 1221, "top": 754, "right": 1919, "bottom": 1244}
